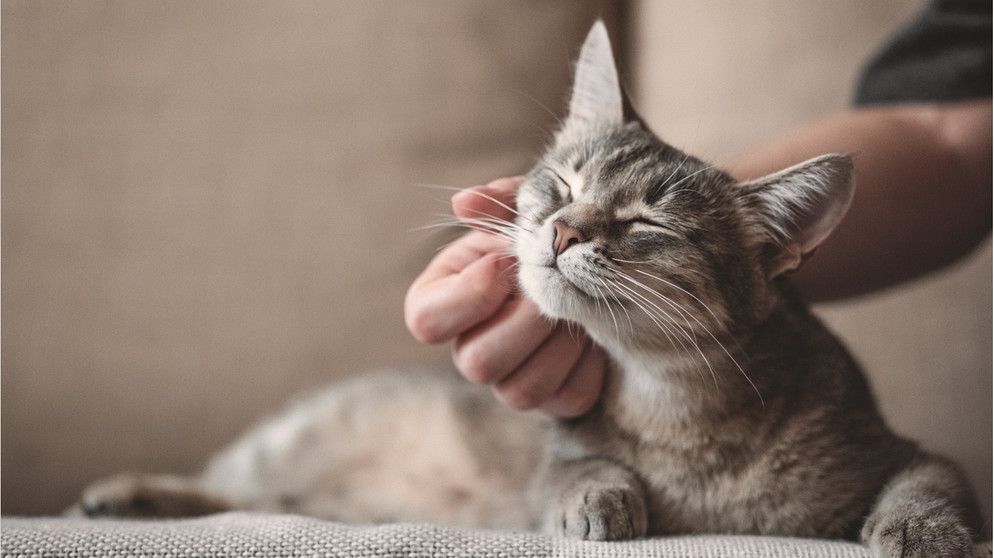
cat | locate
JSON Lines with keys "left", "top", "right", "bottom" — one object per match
{"left": 74, "top": 21, "right": 982, "bottom": 557}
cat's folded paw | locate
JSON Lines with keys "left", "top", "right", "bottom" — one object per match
{"left": 861, "top": 507, "right": 974, "bottom": 558}
{"left": 556, "top": 484, "right": 648, "bottom": 541}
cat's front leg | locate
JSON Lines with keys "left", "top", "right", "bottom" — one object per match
{"left": 861, "top": 454, "right": 981, "bottom": 558}
{"left": 541, "top": 456, "right": 648, "bottom": 541}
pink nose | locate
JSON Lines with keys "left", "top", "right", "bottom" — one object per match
{"left": 553, "top": 220, "right": 587, "bottom": 255}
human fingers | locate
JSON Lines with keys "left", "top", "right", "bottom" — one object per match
{"left": 451, "top": 295, "right": 555, "bottom": 386}
{"left": 537, "top": 339, "right": 606, "bottom": 418}
{"left": 405, "top": 231, "right": 516, "bottom": 344}
{"left": 451, "top": 176, "right": 524, "bottom": 225}
{"left": 489, "top": 325, "right": 590, "bottom": 412}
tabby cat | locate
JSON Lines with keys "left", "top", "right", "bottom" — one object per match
{"left": 76, "top": 21, "right": 982, "bottom": 557}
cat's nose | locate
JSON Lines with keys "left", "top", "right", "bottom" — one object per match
{"left": 553, "top": 220, "right": 588, "bottom": 255}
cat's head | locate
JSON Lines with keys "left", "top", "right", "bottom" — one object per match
{"left": 514, "top": 21, "right": 854, "bottom": 353}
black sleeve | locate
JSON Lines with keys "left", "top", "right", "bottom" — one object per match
{"left": 854, "top": 0, "right": 992, "bottom": 106}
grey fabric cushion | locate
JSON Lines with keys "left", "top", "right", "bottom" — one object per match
{"left": 9, "top": 513, "right": 993, "bottom": 558}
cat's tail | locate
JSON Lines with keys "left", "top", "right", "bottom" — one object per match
{"left": 861, "top": 451, "right": 983, "bottom": 558}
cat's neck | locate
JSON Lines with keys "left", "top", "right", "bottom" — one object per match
{"left": 603, "top": 343, "right": 760, "bottom": 414}
{"left": 589, "top": 296, "right": 789, "bottom": 439}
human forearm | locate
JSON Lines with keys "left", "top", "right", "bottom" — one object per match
{"left": 728, "top": 99, "right": 992, "bottom": 301}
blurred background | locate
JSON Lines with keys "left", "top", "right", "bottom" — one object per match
{"left": 3, "top": 0, "right": 989, "bottom": 529}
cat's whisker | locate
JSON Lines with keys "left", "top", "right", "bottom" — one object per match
{"left": 414, "top": 183, "right": 464, "bottom": 193}
{"left": 467, "top": 219, "right": 521, "bottom": 237}
{"left": 609, "top": 277, "right": 719, "bottom": 389}
{"left": 607, "top": 283, "right": 718, "bottom": 391}
{"left": 413, "top": 183, "right": 486, "bottom": 211}
{"left": 630, "top": 269, "right": 728, "bottom": 331}
{"left": 517, "top": 203, "right": 546, "bottom": 231}
{"left": 516, "top": 118, "right": 560, "bottom": 146}
{"left": 609, "top": 267, "right": 728, "bottom": 379}
{"left": 609, "top": 257, "right": 656, "bottom": 265}
{"left": 412, "top": 219, "right": 484, "bottom": 254}
{"left": 613, "top": 286, "right": 693, "bottom": 365}
{"left": 615, "top": 274, "right": 727, "bottom": 376}
{"left": 414, "top": 183, "right": 527, "bottom": 234}
{"left": 593, "top": 275, "right": 634, "bottom": 338}
{"left": 415, "top": 182, "right": 523, "bottom": 217}
{"left": 626, "top": 267, "right": 745, "bottom": 363}
{"left": 562, "top": 320, "right": 583, "bottom": 343}
{"left": 601, "top": 281, "right": 665, "bottom": 337}
{"left": 510, "top": 87, "right": 566, "bottom": 131}
{"left": 618, "top": 268, "right": 763, "bottom": 408}
{"left": 458, "top": 210, "right": 520, "bottom": 228}
{"left": 414, "top": 217, "right": 523, "bottom": 261}
{"left": 464, "top": 191, "right": 522, "bottom": 219}
{"left": 614, "top": 281, "right": 693, "bottom": 345}
{"left": 590, "top": 275, "right": 622, "bottom": 337}
{"left": 496, "top": 256, "right": 522, "bottom": 283}
{"left": 410, "top": 215, "right": 472, "bottom": 232}
{"left": 612, "top": 272, "right": 700, "bottom": 342}
{"left": 661, "top": 164, "right": 718, "bottom": 194}
{"left": 414, "top": 212, "right": 512, "bottom": 230}
{"left": 649, "top": 153, "right": 691, "bottom": 200}
{"left": 453, "top": 216, "right": 527, "bottom": 243}
{"left": 599, "top": 271, "right": 694, "bottom": 346}
{"left": 414, "top": 220, "right": 518, "bottom": 246}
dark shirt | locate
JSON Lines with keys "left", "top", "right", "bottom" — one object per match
{"left": 855, "top": 0, "right": 992, "bottom": 106}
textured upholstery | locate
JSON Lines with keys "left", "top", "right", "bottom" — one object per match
{"left": 3, "top": 513, "right": 991, "bottom": 558}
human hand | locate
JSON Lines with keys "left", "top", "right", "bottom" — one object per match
{"left": 405, "top": 177, "right": 606, "bottom": 417}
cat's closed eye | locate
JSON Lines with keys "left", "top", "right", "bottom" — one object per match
{"left": 625, "top": 217, "right": 666, "bottom": 229}
{"left": 621, "top": 216, "right": 678, "bottom": 236}
{"left": 548, "top": 170, "right": 574, "bottom": 204}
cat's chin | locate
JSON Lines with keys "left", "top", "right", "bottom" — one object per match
{"left": 518, "top": 264, "right": 596, "bottom": 323}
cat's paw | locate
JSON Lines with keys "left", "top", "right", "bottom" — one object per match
{"left": 861, "top": 507, "right": 974, "bottom": 558}
{"left": 74, "top": 473, "right": 230, "bottom": 518}
{"left": 75, "top": 473, "right": 159, "bottom": 517}
{"left": 555, "top": 484, "right": 648, "bottom": 541}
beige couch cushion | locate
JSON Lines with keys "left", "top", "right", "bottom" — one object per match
{"left": 2, "top": 0, "right": 615, "bottom": 515}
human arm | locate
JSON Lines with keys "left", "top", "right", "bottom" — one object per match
{"left": 729, "top": 98, "right": 992, "bottom": 301}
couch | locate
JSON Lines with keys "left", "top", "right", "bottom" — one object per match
{"left": 3, "top": 1, "right": 989, "bottom": 555}
{"left": 4, "top": 513, "right": 989, "bottom": 557}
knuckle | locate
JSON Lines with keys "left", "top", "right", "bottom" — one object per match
{"left": 551, "top": 381, "right": 601, "bottom": 418}
{"left": 495, "top": 383, "right": 541, "bottom": 411}
{"left": 454, "top": 344, "right": 502, "bottom": 385}
{"left": 405, "top": 310, "right": 444, "bottom": 344}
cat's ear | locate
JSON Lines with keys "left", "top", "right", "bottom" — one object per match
{"left": 740, "top": 154, "right": 855, "bottom": 279}
{"left": 568, "top": 20, "right": 624, "bottom": 126}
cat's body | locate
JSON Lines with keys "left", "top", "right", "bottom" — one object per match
{"left": 76, "top": 22, "right": 982, "bottom": 557}
{"left": 540, "top": 284, "right": 914, "bottom": 540}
